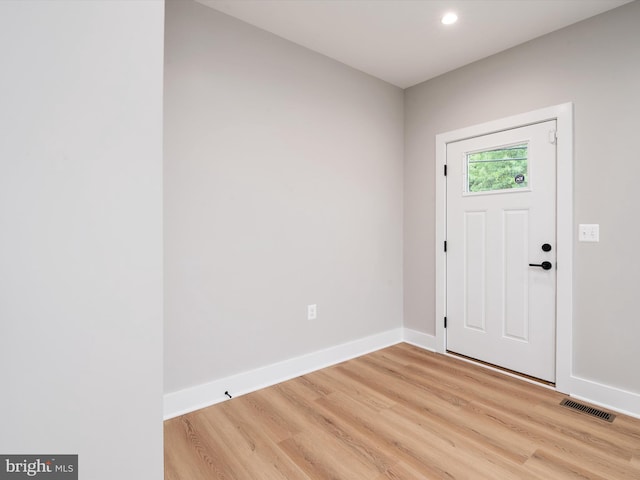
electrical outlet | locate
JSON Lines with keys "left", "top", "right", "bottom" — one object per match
{"left": 307, "top": 304, "right": 317, "bottom": 320}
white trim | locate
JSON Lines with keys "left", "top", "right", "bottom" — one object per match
{"left": 407, "top": 335, "right": 640, "bottom": 419}
{"left": 163, "top": 328, "right": 403, "bottom": 419}
{"left": 569, "top": 376, "right": 640, "bottom": 420}
{"left": 402, "top": 328, "right": 436, "bottom": 351}
{"left": 164, "top": 325, "right": 640, "bottom": 421}
{"left": 554, "top": 104, "right": 574, "bottom": 393}
{"left": 435, "top": 103, "right": 574, "bottom": 391}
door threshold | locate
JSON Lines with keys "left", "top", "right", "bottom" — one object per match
{"left": 446, "top": 350, "right": 556, "bottom": 388}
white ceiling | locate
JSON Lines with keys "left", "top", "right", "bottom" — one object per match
{"left": 196, "top": 0, "right": 632, "bottom": 88}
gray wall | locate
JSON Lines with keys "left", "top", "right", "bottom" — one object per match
{"left": 164, "top": 0, "right": 404, "bottom": 394}
{"left": 0, "top": 1, "right": 164, "bottom": 478}
{"left": 404, "top": 1, "right": 640, "bottom": 394}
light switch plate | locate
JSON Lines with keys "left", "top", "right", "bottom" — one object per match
{"left": 579, "top": 224, "right": 599, "bottom": 242}
{"left": 307, "top": 304, "right": 317, "bottom": 320}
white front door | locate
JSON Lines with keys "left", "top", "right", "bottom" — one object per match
{"left": 446, "top": 120, "right": 557, "bottom": 382}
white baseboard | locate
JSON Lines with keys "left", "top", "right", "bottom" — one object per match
{"left": 569, "top": 375, "right": 640, "bottom": 419}
{"left": 163, "top": 328, "right": 403, "bottom": 420}
{"left": 164, "top": 326, "right": 640, "bottom": 421}
{"left": 402, "top": 330, "right": 640, "bottom": 419}
{"left": 402, "top": 328, "right": 436, "bottom": 351}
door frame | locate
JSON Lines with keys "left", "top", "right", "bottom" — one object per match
{"left": 435, "top": 103, "right": 573, "bottom": 392}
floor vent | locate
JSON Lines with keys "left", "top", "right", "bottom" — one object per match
{"left": 559, "top": 398, "right": 616, "bottom": 422}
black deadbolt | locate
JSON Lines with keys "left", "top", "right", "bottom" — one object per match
{"left": 541, "top": 243, "right": 552, "bottom": 252}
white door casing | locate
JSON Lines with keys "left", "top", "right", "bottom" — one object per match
{"left": 434, "top": 103, "right": 573, "bottom": 393}
{"left": 446, "top": 121, "right": 556, "bottom": 382}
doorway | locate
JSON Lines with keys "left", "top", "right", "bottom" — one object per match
{"left": 434, "top": 104, "right": 573, "bottom": 391}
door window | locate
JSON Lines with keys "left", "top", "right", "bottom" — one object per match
{"left": 466, "top": 143, "right": 528, "bottom": 194}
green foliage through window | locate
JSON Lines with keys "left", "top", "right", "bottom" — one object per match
{"left": 467, "top": 144, "right": 528, "bottom": 193}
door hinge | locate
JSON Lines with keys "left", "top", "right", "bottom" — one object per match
{"left": 444, "top": 240, "right": 447, "bottom": 252}
{"left": 548, "top": 130, "right": 557, "bottom": 144}
{"left": 444, "top": 316, "right": 447, "bottom": 329}
{"left": 444, "top": 164, "right": 447, "bottom": 176}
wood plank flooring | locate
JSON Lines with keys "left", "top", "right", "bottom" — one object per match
{"left": 164, "top": 343, "right": 640, "bottom": 479}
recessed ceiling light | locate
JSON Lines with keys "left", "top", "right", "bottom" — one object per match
{"left": 441, "top": 12, "right": 458, "bottom": 25}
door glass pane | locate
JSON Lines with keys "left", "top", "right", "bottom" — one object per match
{"left": 467, "top": 143, "right": 528, "bottom": 193}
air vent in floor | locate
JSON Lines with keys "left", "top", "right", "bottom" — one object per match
{"left": 559, "top": 398, "right": 616, "bottom": 422}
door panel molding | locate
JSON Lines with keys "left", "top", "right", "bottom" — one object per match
{"left": 503, "top": 209, "right": 530, "bottom": 342}
{"left": 464, "top": 211, "right": 487, "bottom": 332}
{"left": 435, "top": 102, "right": 573, "bottom": 393}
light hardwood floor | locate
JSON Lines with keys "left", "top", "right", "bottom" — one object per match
{"left": 164, "top": 343, "right": 640, "bottom": 479}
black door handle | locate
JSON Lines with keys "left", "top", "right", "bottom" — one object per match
{"left": 529, "top": 261, "right": 552, "bottom": 270}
